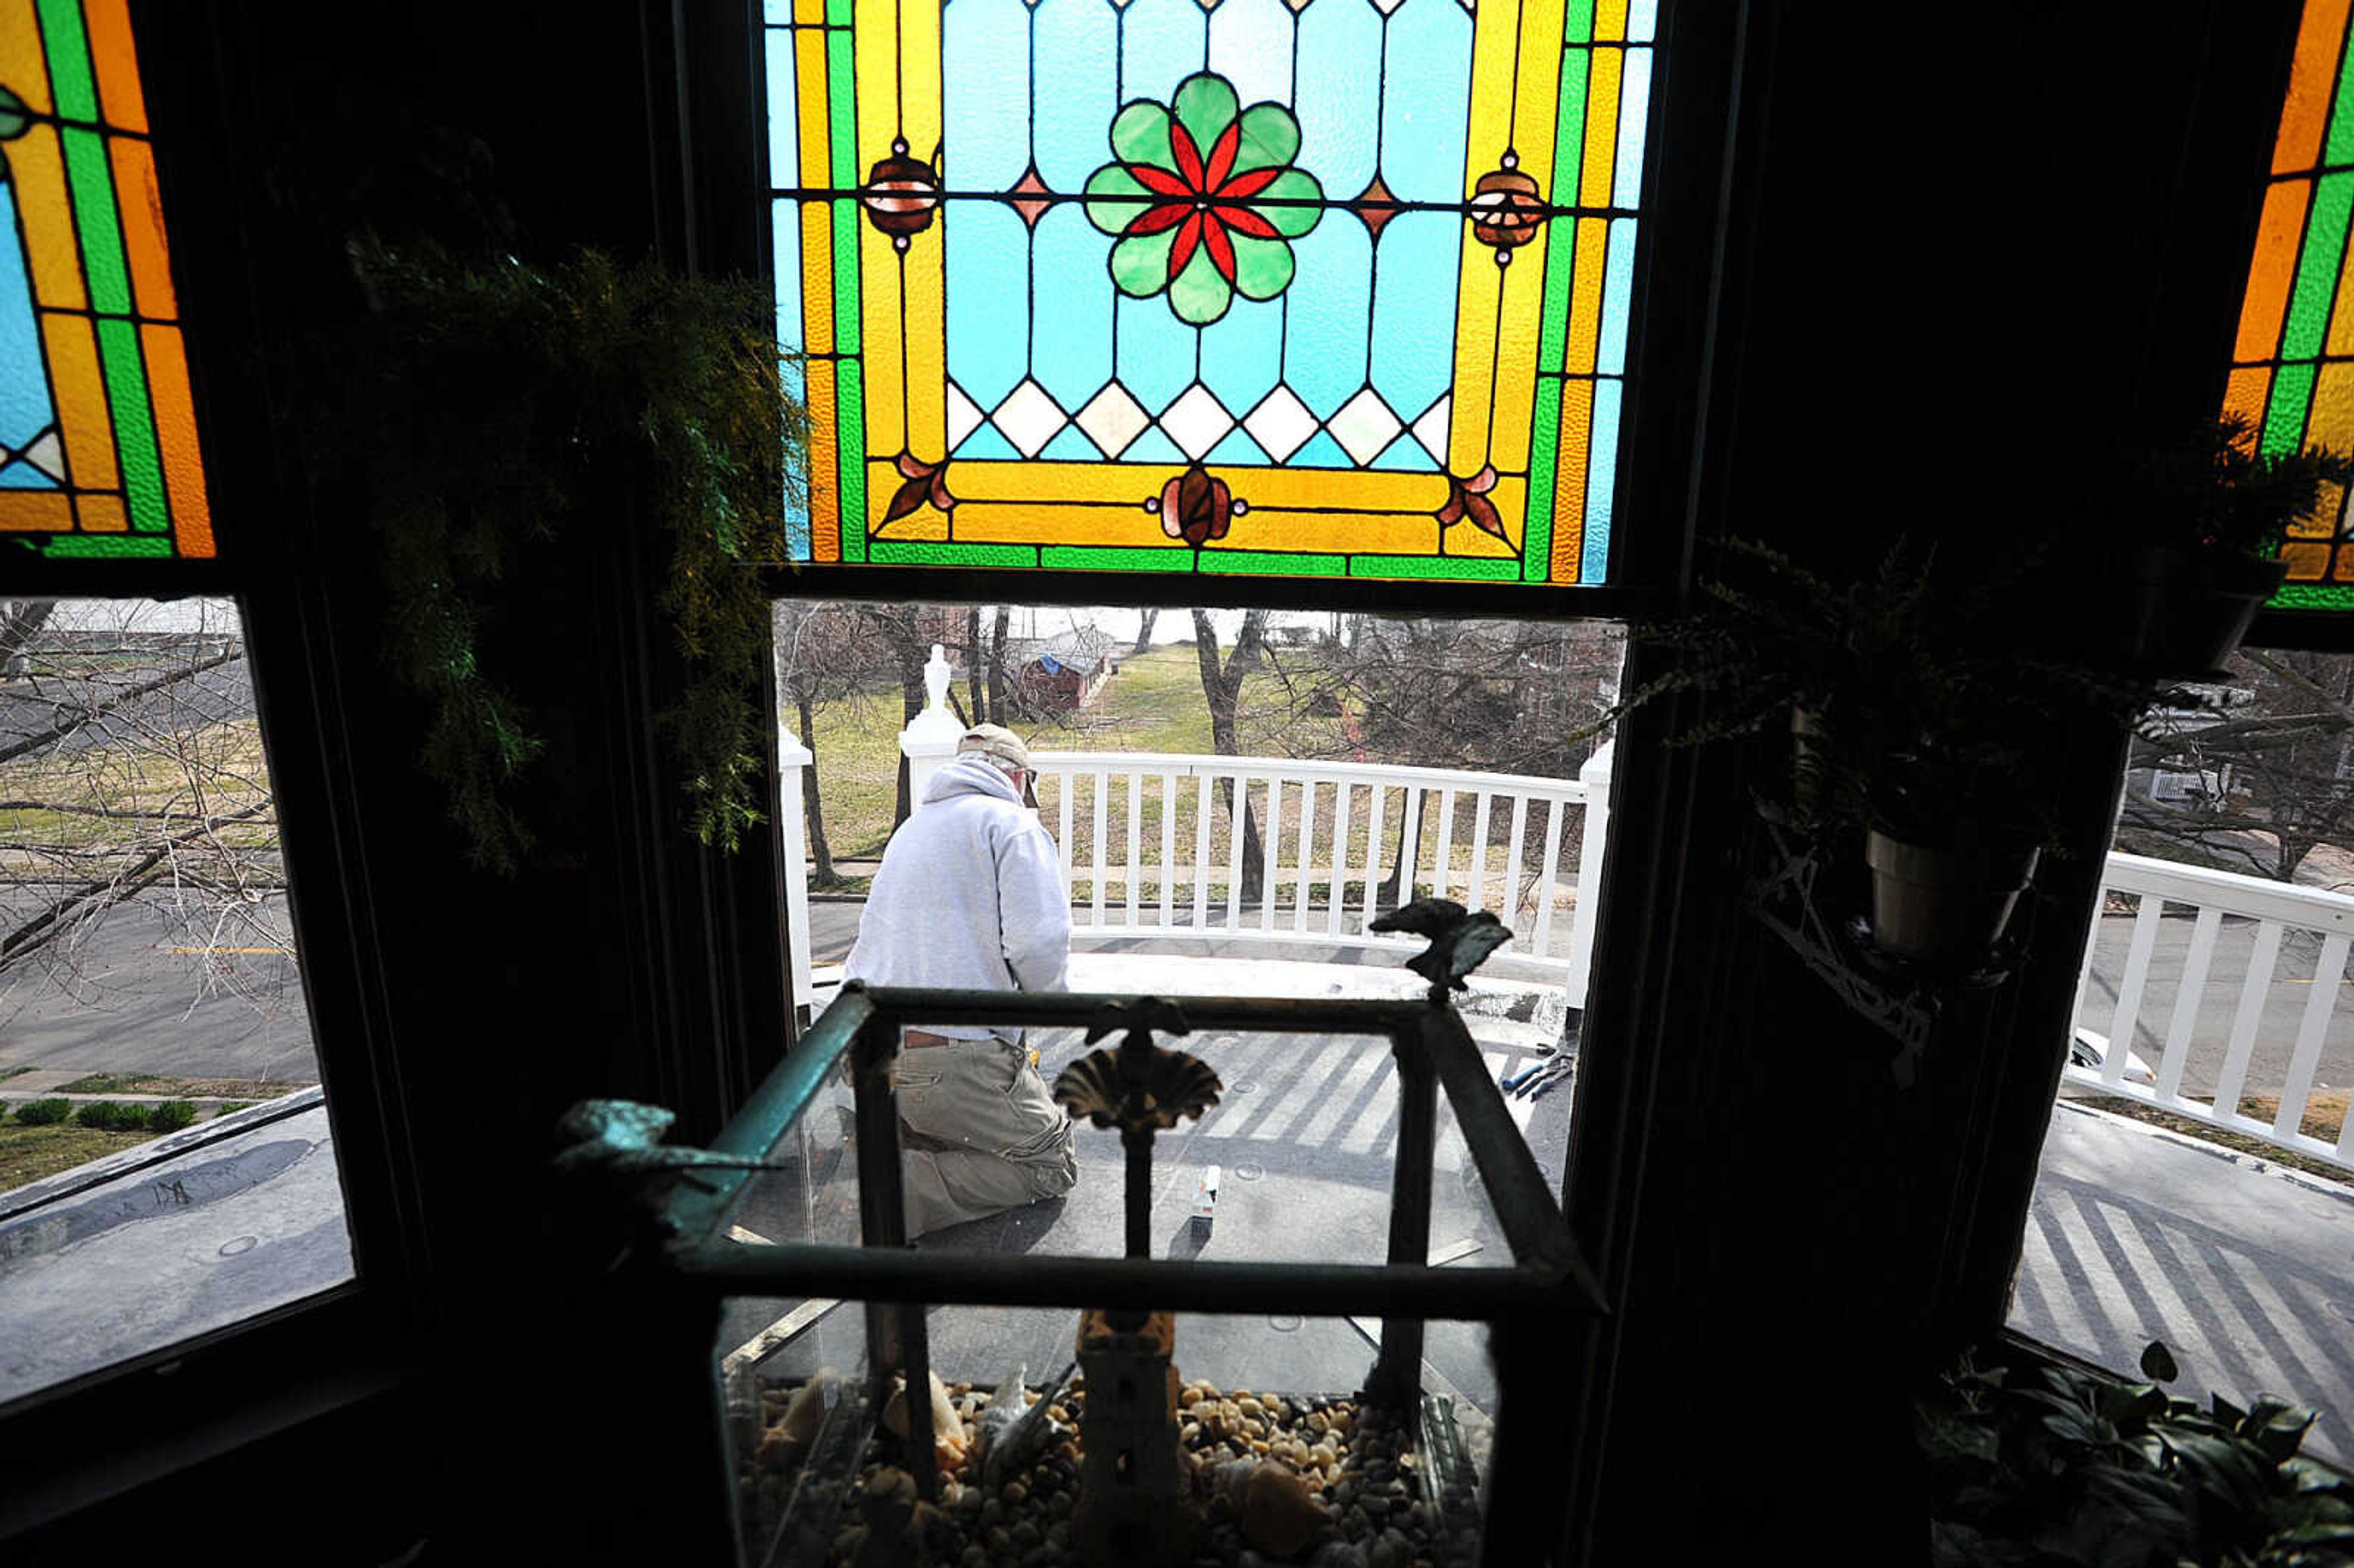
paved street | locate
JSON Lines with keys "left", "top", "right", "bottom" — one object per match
{"left": 2078, "top": 910, "right": 2354, "bottom": 1102}
{"left": 0, "top": 894, "right": 316, "bottom": 1086}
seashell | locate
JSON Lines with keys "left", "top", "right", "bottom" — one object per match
{"left": 1051, "top": 1043, "right": 1223, "bottom": 1131}
{"left": 1218, "top": 1460, "right": 1328, "bottom": 1560}
{"left": 975, "top": 1359, "right": 1075, "bottom": 1490}
{"left": 880, "top": 1371, "right": 967, "bottom": 1471}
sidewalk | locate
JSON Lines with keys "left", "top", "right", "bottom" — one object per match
{"left": 2013, "top": 1100, "right": 2354, "bottom": 1468}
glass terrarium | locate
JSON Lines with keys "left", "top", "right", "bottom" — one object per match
{"left": 610, "top": 949, "right": 1598, "bottom": 1568}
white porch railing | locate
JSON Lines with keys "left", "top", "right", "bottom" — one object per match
{"left": 1024, "top": 748, "right": 1603, "bottom": 1003}
{"left": 2070, "top": 851, "right": 2354, "bottom": 1174}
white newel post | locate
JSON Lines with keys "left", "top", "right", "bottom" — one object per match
{"left": 776, "top": 720, "right": 815, "bottom": 1019}
{"left": 1563, "top": 740, "right": 1614, "bottom": 1012}
{"left": 901, "top": 643, "right": 965, "bottom": 811}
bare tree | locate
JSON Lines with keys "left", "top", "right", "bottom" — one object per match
{"left": 1192, "top": 608, "right": 1270, "bottom": 899}
{"left": 0, "top": 598, "right": 288, "bottom": 1012}
{"left": 773, "top": 601, "right": 868, "bottom": 887}
{"left": 1131, "top": 608, "right": 1159, "bottom": 658}
{"left": 2117, "top": 648, "right": 2354, "bottom": 883}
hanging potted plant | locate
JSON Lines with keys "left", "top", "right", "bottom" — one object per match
{"left": 1583, "top": 538, "right": 2143, "bottom": 966}
{"left": 2079, "top": 413, "right": 2354, "bottom": 679}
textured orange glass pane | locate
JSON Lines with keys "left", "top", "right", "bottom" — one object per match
{"left": 2225, "top": 366, "right": 2274, "bottom": 429}
{"left": 2307, "top": 361, "right": 2354, "bottom": 455}
{"left": 140, "top": 324, "right": 210, "bottom": 554}
{"left": 1489, "top": 254, "right": 1545, "bottom": 473}
{"left": 857, "top": 227, "right": 905, "bottom": 458}
{"left": 2236, "top": 179, "right": 2312, "bottom": 363}
{"left": 42, "top": 311, "right": 116, "bottom": 487}
{"left": 1593, "top": 0, "right": 1629, "bottom": 44}
{"left": 1465, "top": 0, "right": 1519, "bottom": 191}
{"left": 1579, "top": 49, "right": 1622, "bottom": 208}
{"left": 2282, "top": 539, "right": 2331, "bottom": 579}
{"left": 110, "top": 137, "right": 177, "bottom": 319}
{"left": 1511, "top": 0, "right": 1567, "bottom": 193}
{"left": 0, "top": 491, "right": 72, "bottom": 529}
{"left": 2274, "top": 0, "right": 2350, "bottom": 174}
{"left": 1206, "top": 508, "right": 1437, "bottom": 557}
{"left": 869, "top": 510, "right": 951, "bottom": 542}
{"left": 0, "top": 1, "right": 53, "bottom": 115}
{"left": 1449, "top": 245, "right": 1504, "bottom": 473}
{"left": 1550, "top": 378, "right": 1594, "bottom": 583}
{"left": 2325, "top": 219, "right": 2354, "bottom": 357}
{"left": 83, "top": 0, "right": 147, "bottom": 132}
{"left": 12, "top": 125, "right": 87, "bottom": 310}
{"left": 806, "top": 357, "right": 840, "bottom": 561}
{"left": 74, "top": 492, "right": 125, "bottom": 532}
{"left": 798, "top": 205, "right": 832, "bottom": 354}
{"left": 922, "top": 500, "right": 1148, "bottom": 547}
{"left": 1565, "top": 216, "right": 1608, "bottom": 373}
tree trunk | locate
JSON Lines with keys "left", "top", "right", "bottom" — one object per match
{"left": 966, "top": 606, "right": 986, "bottom": 725}
{"left": 1132, "top": 608, "right": 1159, "bottom": 657}
{"left": 1193, "top": 609, "right": 1269, "bottom": 900}
{"left": 988, "top": 606, "right": 1011, "bottom": 723}
{"left": 797, "top": 695, "right": 839, "bottom": 886}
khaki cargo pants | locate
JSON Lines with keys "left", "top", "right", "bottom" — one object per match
{"left": 895, "top": 1036, "right": 1078, "bottom": 1237}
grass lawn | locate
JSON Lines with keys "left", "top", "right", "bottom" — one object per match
{"left": 2073, "top": 1092, "right": 2352, "bottom": 1184}
{"left": 52, "top": 1073, "right": 303, "bottom": 1098}
{"left": 799, "top": 647, "right": 1583, "bottom": 919}
{"left": 0, "top": 1123, "right": 159, "bottom": 1190}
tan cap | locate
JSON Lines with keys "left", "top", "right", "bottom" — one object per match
{"left": 958, "top": 723, "right": 1032, "bottom": 772}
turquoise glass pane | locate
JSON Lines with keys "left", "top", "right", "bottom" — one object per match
{"left": 766, "top": 28, "right": 798, "bottom": 188}
{"left": 947, "top": 202, "right": 1032, "bottom": 408}
{"left": 1281, "top": 218, "right": 1371, "bottom": 419}
{"left": 1293, "top": 0, "right": 1380, "bottom": 204}
{"left": 1613, "top": 49, "right": 1653, "bottom": 208}
{"left": 1030, "top": 205, "right": 1114, "bottom": 409}
{"left": 1118, "top": 0, "right": 1210, "bottom": 113}
{"left": 944, "top": 0, "right": 1032, "bottom": 192}
{"left": 1598, "top": 218, "right": 1635, "bottom": 376}
{"left": 1626, "top": 0, "right": 1658, "bottom": 43}
{"left": 1290, "top": 428, "right": 1352, "bottom": 468}
{"left": 0, "top": 183, "right": 56, "bottom": 457}
{"left": 1208, "top": 0, "right": 1295, "bottom": 118}
{"left": 1368, "top": 210, "right": 1458, "bottom": 425}
{"left": 1114, "top": 293, "right": 1197, "bottom": 414}
{"left": 1032, "top": 0, "right": 1119, "bottom": 193}
{"left": 1208, "top": 425, "right": 1271, "bottom": 466}
{"left": 954, "top": 421, "right": 1021, "bottom": 461}
{"left": 1042, "top": 422, "right": 1103, "bottom": 461}
{"left": 1122, "top": 425, "right": 1186, "bottom": 465}
{"left": 0, "top": 459, "right": 52, "bottom": 489}
{"left": 1200, "top": 295, "right": 1283, "bottom": 417}
{"left": 1583, "top": 378, "right": 1621, "bottom": 582}
{"left": 1371, "top": 430, "right": 1438, "bottom": 471}
{"left": 1382, "top": 0, "right": 1472, "bottom": 204}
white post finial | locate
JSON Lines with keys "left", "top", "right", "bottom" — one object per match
{"left": 902, "top": 642, "right": 968, "bottom": 810}
{"left": 924, "top": 643, "right": 951, "bottom": 713}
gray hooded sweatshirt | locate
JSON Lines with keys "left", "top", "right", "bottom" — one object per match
{"left": 844, "top": 754, "right": 1071, "bottom": 1038}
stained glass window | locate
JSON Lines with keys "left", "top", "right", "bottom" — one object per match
{"left": 0, "top": 0, "right": 211, "bottom": 560}
{"left": 768, "top": 0, "right": 1656, "bottom": 584}
{"left": 2231, "top": 0, "right": 2354, "bottom": 607}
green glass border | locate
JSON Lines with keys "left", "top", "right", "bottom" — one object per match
{"left": 2282, "top": 171, "right": 2354, "bottom": 360}
{"left": 2263, "top": 360, "right": 2319, "bottom": 456}
{"left": 44, "top": 533, "right": 171, "bottom": 557}
{"left": 868, "top": 539, "right": 1040, "bottom": 567}
{"left": 94, "top": 317, "right": 164, "bottom": 530}
{"left": 1197, "top": 550, "right": 1347, "bottom": 577}
{"left": 1039, "top": 544, "right": 1196, "bottom": 573}
{"left": 1350, "top": 554, "right": 1522, "bottom": 581}
{"left": 34, "top": 0, "right": 97, "bottom": 123}
{"left": 2269, "top": 582, "right": 2354, "bottom": 610}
